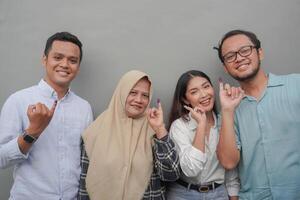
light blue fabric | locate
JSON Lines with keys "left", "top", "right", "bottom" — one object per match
{"left": 234, "top": 73, "right": 300, "bottom": 200}
{"left": 166, "top": 181, "right": 228, "bottom": 200}
{"left": 0, "top": 79, "right": 93, "bottom": 200}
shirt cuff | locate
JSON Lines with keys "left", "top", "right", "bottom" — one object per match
{"left": 5, "top": 137, "right": 29, "bottom": 159}
{"left": 189, "top": 145, "right": 207, "bottom": 162}
{"left": 227, "top": 185, "right": 240, "bottom": 196}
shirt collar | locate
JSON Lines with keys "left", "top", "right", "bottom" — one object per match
{"left": 186, "top": 111, "right": 217, "bottom": 131}
{"left": 38, "top": 79, "right": 71, "bottom": 100}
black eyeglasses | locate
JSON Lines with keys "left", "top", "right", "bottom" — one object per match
{"left": 222, "top": 45, "right": 257, "bottom": 63}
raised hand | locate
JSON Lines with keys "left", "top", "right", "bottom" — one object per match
{"left": 219, "top": 79, "right": 245, "bottom": 112}
{"left": 147, "top": 99, "right": 167, "bottom": 139}
{"left": 26, "top": 100, "right": 57, "bottom": 138}
{"left": 183, "top": 105, "right": 207, "bottom": 125}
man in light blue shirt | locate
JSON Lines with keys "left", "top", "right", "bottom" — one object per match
{"left": 0, "top": 32, "right": 93, "bottom": 200}
{"left": 216, "top": 29, "right": 300, "bottom": 199}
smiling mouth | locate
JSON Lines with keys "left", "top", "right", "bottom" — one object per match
{"left": 131, "top": 105, "right": 142, "bottom": 109}
{"left": 56, "top": 70, "right": 70, "bottom": 76}
{"left": 236, "top": 63, "right": 250, "bottom": 70}
{"left": 199, "top": 98, "right": 211, "bottom": 106}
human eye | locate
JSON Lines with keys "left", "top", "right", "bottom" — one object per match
{"left": 239, "top": 46, "right": 252, "bottom": 56}
{"left": 130, "top": 91, "right": 137, "bottom": 95}
{"left": 224, "top": 52, "right": 236, "bottom": 62}
{"left": 53, "top": 55, "right": 62, "bottom": 60}
{"left": 70, "top": 59, "right": 78, "bottom": 64}
{"left": 142, "top": 93, "right": 149, "bottom": 98}
{"left": 203, "top": 84, "right": 211, "bottom": 89}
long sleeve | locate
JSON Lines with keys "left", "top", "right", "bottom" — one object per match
{"left": 0, "top": 95, "right": 28, "bottom": 169}
{"left": 78, "top": 141, "right": 90, "bottom": 200}
{"left": 169, "top": 119, "right": 207, "bottom": 177}
{"left": 225, "top": 168, "right": 240, "bottom": 196}
{"left": 152, "top": 134, "right": 180, "bottom": 182}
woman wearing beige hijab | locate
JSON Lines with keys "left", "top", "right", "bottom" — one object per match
{"left": 78, "top": 70, "right": 180, "bottom": 200}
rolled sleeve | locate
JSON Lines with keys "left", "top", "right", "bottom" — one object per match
{"left": 170, "top": 120, "right": 207, "bottom": 177}
{"left": 0, "top": 137, "right": 28, "bottom": 168}
{"left": 225, "top": 168, "right": 240, "bottom": 196}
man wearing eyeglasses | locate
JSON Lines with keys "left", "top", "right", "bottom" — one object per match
{"left": 215, "top": 29, "right": 300, "bottom": 200}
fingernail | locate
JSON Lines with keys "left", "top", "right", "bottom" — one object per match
{"left": 218, "top": 77, "right": 223, "bottom": 83}
{"left": 157, "top": 98, "right": 160, "bottom": 105}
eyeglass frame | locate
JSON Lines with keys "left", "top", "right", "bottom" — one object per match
{"left": 222, "top": 45, "right": 258, "bottom": 63}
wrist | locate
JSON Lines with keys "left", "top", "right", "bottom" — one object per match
{"left": 221, "top": 108, "right": 235, "bottom": 115}
{"left": 25, "top": 127, "right": 41, "bottom": 138}
{"left": 22, "top": 130, "right": 38, "bottom": 144}
{"left": 154, "top": 124, "right": 167, "bottom": 139}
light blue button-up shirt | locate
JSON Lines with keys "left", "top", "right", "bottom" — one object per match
{"left": 0, "top": 80, "right": 93, "bottom": 200}
{"left": 234, "top": 73, "right": 300, "bottom": 200}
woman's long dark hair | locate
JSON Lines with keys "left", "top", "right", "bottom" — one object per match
{"left": 167, "top": 70, "right": 217, "bottom": 130}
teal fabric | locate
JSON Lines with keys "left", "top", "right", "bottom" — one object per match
{"left": 234, "top": 73, "right": 300, "bottom": 200}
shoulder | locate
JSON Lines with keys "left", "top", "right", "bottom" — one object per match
{"left": 170, "top": 118, "right": 187, "bottom": 131}
{"left": 4, "top": 85, "right": 36, "bottom": 105}
{"left": 270, "top": 73, "right": 300, "bottom": 85}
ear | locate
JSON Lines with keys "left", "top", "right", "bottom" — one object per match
{"left": 258, "top": 48, "right": 264, "bottom": 61}
{"left": 42, "top": 54, "right": 47, "bottom": 67}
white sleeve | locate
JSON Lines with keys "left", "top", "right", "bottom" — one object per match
{"left": 225, "top": 168, "right": 240, "bottom": 196}
{"left": 170, "top": 120, "right": 207, "bottom": 177}
{"left": 0, "top": 95, "right": 28, "bottom": 169}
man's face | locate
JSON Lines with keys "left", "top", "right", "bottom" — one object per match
{"left": 43, "top": 40, "right": 81, "bottom": 90}
{"left": 221, "top": 34, "right": 263, "bottom": 81}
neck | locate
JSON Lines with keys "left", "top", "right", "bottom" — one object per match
{"left": 239, "top": 69, "right": 268, "bottom": 100}
{"left": 44, "top": 78, "right": 69, "bottom": 100}
{"left": 205, "top": 111, "right": 215, "bottom": 127}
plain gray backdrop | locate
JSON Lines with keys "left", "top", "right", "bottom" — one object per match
{"left": 1, "top": 0, "right": 300, "bottom": 198}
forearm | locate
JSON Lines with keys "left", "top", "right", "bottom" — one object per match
{"left": 217, "top": 110, "right": 239, "bottom": 169}
{"left": 153, "top": 135, "right": 180, "bottom": 181}
{"left": 192, "top": 124, "right": 206, "bottom": 153}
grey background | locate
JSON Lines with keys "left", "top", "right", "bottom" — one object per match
{"left": 1, "top": 0, "right": 300, "bottom": 198}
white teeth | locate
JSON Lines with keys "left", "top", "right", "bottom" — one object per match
{"left": 200, "top": 99, "right": 210, "bottom": 105}
{"left": 57, "top": 71, "right": 69, "bottom": 76}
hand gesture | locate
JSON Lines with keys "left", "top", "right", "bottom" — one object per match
{"left": 183, "top": 105, "right": 207, "bottom": 126}
{"left": 219, "top": 79, "right": 245, "bottom": 112}
{"left": 26, "top": 100, "right": 57, "bottom": 138}
{"left": 147, "top": 99, "right": 167, "bottom": 139}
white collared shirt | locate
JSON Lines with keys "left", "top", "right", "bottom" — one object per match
{"left": 169, "top": 113, "right": 239, "bottom": 196}
{"left": 0, "top": 79, "right": 93, "bottom": 200}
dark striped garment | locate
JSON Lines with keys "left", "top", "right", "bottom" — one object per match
{"left": 78, "top": 134, "right": 180, "bottom": 200}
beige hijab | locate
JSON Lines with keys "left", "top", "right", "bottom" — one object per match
{"left": 82, "top": 70, "right": 155, "bottom": 200}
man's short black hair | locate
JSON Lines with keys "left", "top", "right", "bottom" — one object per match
{"left": 215, "top": 29, "right": 261, "bottom": 63}
{"left": 44, "top": 32, "right": 83, "bottom": 62}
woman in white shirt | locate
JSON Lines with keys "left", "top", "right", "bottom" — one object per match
{"left": 166, "top": 70, "right": 239, "bottom": 200}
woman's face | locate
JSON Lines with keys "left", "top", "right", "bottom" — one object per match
{"left": 125, "top": 78, "right": 150, "bottom": 118}
{"left": 184, "top": 76, "right": 215, "bottom": 113}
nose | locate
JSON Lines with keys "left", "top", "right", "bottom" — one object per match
{"left": 134, "top": 94, "right": 143, "bottom": 103}
{"left": 235, "top": 52, "right": 245, "bottom": 62}
{"left": 60, "top": 58, "right": 69, "bottom": 68}
{"left": 199, "top": 89, "right": 207, "bottom": 97}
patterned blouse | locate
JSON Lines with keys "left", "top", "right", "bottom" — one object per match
{"left": 78, "top": 134, "right": 180, "bottom": 200}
